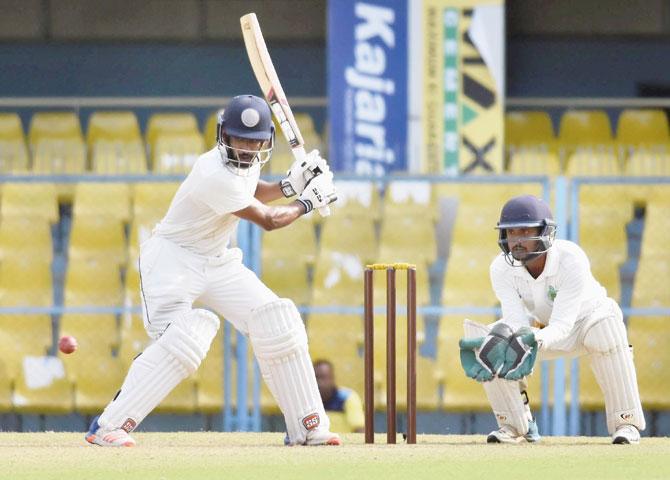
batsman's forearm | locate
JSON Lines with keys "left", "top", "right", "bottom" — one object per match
{"left": 262, "top": 203, "right": 305, "bottom": 230}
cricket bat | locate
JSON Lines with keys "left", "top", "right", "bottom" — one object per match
{"left": 240, "top": 12, "right": 330, "bottom": 217}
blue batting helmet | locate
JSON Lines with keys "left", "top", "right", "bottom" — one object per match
{"left": 218, "top": 95, "right": 274, "bottom": 142}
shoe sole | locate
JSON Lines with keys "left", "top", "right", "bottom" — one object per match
{"left": 613, "top": 437, "right": 639, "bottom": 445}
{"left": 85, "top": 434, "right": 135, "bottom": 447}
{"left": 487, "top": 434, "right": 524, "bottom": 444}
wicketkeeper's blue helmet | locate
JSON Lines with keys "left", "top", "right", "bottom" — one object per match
{"left": 495, "top": 195, "right": 557, "bottom": 266}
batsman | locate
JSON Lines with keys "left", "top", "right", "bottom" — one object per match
{"left": 459, "top": 195, "right": 645, "bottom": 444}
{"left": 86, "top": 95, "right": 340, "bottom": 447}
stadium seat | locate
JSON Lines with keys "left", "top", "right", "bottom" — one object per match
{"left": 624, "top": 148, "right": 670, "bottom": 176}
{"left": 146, "top": 113, "right": 199, "bottom": 151}
{"left": 383, "top": 181, "right": 436, "bottom": 220}
{"left": 378, "top": 215, "right": 437, "bottom": 267}
{"left": 152, "top": 133, "right": 205, "bottom": 174}
{"left": 505, "top": 111, "right": 555, "bottom": 146}
{"left": 320, "top": 216, "right": 377, "bottom": 264}
{"left": 312, "top": 252, "right": 364, "bottom": 306}
{"left": 565, "top": 146, "right": 621, "bottom": 176}
{"left": 28, "top": 112, "right": 83, "bottom": 146}
{"left": 0, "top": 182, "right": 58, "bottom": 222}
{"left": 68, "top": 216, "right": 127, "bottom": 265}
{"left": 204, "top": 111, "right": 222, "bottom": 149}
{"left": 13, "top": 360, "right": 73, "bottom": 414}
{"left": 32, "top": 138, "right": 86, "bottom": 174}
{"left": 64, "top": 354, "right": 125, "bottom": 414}
{"left": 442, "top": 247, "right": 499, "bottom": 307}
{"left": 0, "top": 361, "right": 11, "bottom": 411}
{"left": 578, "top": 204, "right": 629, "bottom": 267}
{"left": 631, "top": 259, "right": 670, "bottom": 307}
{"left": 627, "top": 316, "right": 670, "bottom": 410}
{"left": 450, "top": 203, "right": 501, "bottom": 248}
{"left": 64, "top": 258, "right": 122, "bottom": 307}
{"left": 91, "top": 140, "right": 148, "bottom": 175}
{"left": 0, "top": 140, "right": 30, "bottom": 173}
{"left": 132, "top": 182, "right": 180, "bottom": 221}
{"left": 0, "top": 259, "right": 53, "bottom": 307}
{"left": 261, "top": 215, "right": 317, "bottom": 267}
{"left": 617, "top": 109, "right": 670, "bottom": 146}
{"left": 507, "top": 149, "right": 562, "bottom": 175}
{"left": 73, "top": 182, "right": 131, "bottom": 222}
{"left": 267, "top": 132, "right": 294, "bottom": 175}
{"left": 59, "top": 314, "right": 119, "bottom": 354}
{"left": 559, "top": 110, "right": 614, "bottom": 145}
{"left": 87, "top": 111, "right": 142, "bottom": 147}
{"left": 0, "top": 314, "right": 52, "bottom": 381}
{"left": 124, "top": 259, "right": 141, "bottom": 307}
{"left": 327, "top": 180, "right": 381, "bottom": 220}
{"left": 370, "top": 264, "right": 431, "bottom": 308}
{"left": 0, "top": 216, "right": 53, "bottom": 262}
{"left": 639, "top": 203, "right": 670, "bottom": 259}
{"left": 0, "top": 112, "right": 24, "bottom": 141}
{"left": 261, "top": 257, "right": 311, "bottom": 306}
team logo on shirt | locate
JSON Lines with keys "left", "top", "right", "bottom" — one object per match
{"left": 547, "top": 286, "right": 557, "bottom": 301}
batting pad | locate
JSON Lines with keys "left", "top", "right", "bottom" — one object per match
{"left": 98, "top": 309, "right": 219, "bottom": 432}
{"left": 249, "top": 299, "right": 329, "bottom": 445}
{"left": 583, "top": 315, "right": 645, "bottom": 434}
{"left": 464, "top": 319, "right": 530, "bottom": 435}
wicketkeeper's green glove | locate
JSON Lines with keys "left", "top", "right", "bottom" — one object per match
{"left": 459, "top": 323, "right": 514, "bottom": 382}
{"left": 503, "top": 327, "right": 539, "bottom": 381}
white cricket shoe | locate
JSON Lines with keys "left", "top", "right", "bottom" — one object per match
{"left": 305, "top": 429, "right": 342, "bottom": 446}
{"left": 487, "top": 420, "right": 541, "bottom": 444}
{"left": 612, "top": 425, "right": 640, "bottom": 445}
{"left": 85, "top": 416, "right": 136, "bottom": 447}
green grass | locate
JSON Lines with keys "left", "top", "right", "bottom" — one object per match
{"left": 0, "top": 432, "right": 667, "bottom": 480}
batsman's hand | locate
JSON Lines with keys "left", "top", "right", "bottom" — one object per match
{"left": 280, "top": 150, "right": 330, "bottom": 197}
{"left": 296, "top": 171, "right": 337, "bottom": 214}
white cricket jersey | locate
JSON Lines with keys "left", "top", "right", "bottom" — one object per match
{"left": 489, "top": 239, "right": 608, "bottom": 350}
{"left": 153, "top": 147, "right": 259, "bottom": 257}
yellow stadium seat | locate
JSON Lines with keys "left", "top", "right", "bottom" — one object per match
{"left": 624, "top": 149, "right": 670, "bottom": 176}
{"left": 505, "top": 111, "right": 555, "bottom": 146}
{"left": 559, "top": 110, "right": 613, "bottom": 145}
{"left": 631, "top": 259, "right": 670, "bottom": 307}
{"left": 627, "top": 316, "right": 670, "bottom": 410}
{"left": 152, "top": 133, "right": 205, "bottom": 174}
{"left": 450, "top": 203, "right": 500, "bottom": 248}
{"left": 132, "top": 182, "right": 180, "bottom": 221}
{"left": 617, "top": 109, "right": 670, "bottom": 145}
{"left": 124, "top": 259, "right": 141, "bottom": 307}
{"left": 0, "top": 259, "right": 53, "bottom": 307}
{"left": 87, "top": 111, "right": 141, "bottom": 147}
{"left": 0, "top": 113, "right": 24, "bottom": 141}
{"left": 589, "top": 261, "right": 621, "bottom": 303}
{"left": 128, "top": 217, "right": 161, "bottom": 266}
{"left": 13, "top": 361, "right": 73, "bottom": 414}
{"left": 578, "top": 205, "right": 629, "bottom": 266}
{"left": 68, "top": 216, "right": 127, "bottom": 265}
{"left": 204, "top": 111, "right": 222, "bottom": 149}
{"left": 442, "top": 247, "right": 499, "bottom": 306}
{"left": 378, "top": 215, "right": 436, "bottom": 267}
{"left": 28, "top": 112, "right": 83, "bottom": 146}
{"left": 59, "top": 314, "right": 118, "bottom": 354}
{"left": 261, "top": 257, "right": 311, "bottom": 306}
{"left": 0, "top": 140, "right": 29, "bottom": 173}
{"left": 267, "top": 134, "right": 294, "bottom": 175}
{"left": 507, "top": 149, "right": 562, "bottom": 175}
{"left": 261, "top": 216, "right": 317, "bottom": 266}
{"left": 565, "top": 146, "right": 621, "bottom": 176}
{"left": 0, "top": 315, "right": 52, "bottom": 380}
{"left": 327, "top": 180, "right": 381, "bottom": 220}
{"left": 64, "top": 354, "right": 125, "bottom": 414}
{"left": 64, "top": 258, "right": 122, "bottom": 306}
{"left": 146, "top": 113, "right": 199, "bottom": 151}
{"left": 438, "top": 182, "right": 543, "bottom": 209}
{"left": 91, "top": 140, "right": 148, "bottom": 175}
{"left": 0, "top": 361, "right": 11, "bottom": 411}
{"left": 73, "top": 182, "right": 131, "bottom": 222}
{"left": 312, "top": 252, "right": 364, "bottom": 306}
{"left": 437, "top": 315, "right": 494, "bottom": 411}
{"left": 118, "top": 314, "right": 149, "bottom": 367}
{"left": 0, "top": 182, "right": 58, "bottom": 222}
{"left": 383, "top": 181, "right": 436, "bottom": 220}
{"left": 639, "top": 203, "right": 670, "bottom": 259}
{"left": 0, "top": 217, "right": 53, "bottom": 262}
{"left": 32, "top": 138, "right": 86, "bottom": 174}
{"left": 320, "top": 216, "right": 377, "bottom": 264}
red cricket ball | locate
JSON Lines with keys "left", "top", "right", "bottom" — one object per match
{"left": 59, "top": 335, "right": 78, "bottom": 354}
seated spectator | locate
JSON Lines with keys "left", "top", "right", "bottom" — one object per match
{"left": 314, "top": 359, "right": 364, "bottom": 434}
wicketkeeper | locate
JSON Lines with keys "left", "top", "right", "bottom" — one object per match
{"left": 459, "top": 195, "right": 645, "bottom": 444}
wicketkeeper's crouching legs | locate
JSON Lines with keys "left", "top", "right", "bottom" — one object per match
{"left": 249, "top": 299, "right": 340, "bottom": 446}
{"left": 583, "top": 311, "right": 645, "bottom": 440}
{"left": 87, "top": 309, "right": 219, "bottom": 446}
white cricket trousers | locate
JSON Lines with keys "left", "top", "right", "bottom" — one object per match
{"left": 138, "top": 235, "right": 278, "bottom": 339}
